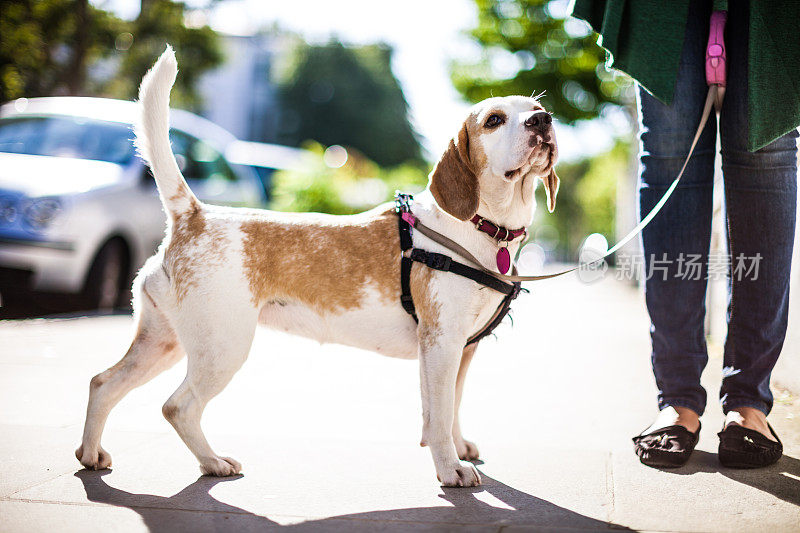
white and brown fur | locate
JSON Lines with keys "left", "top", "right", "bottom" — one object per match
{"left": 75, "top": 47, "right": 559, "bottom": 487}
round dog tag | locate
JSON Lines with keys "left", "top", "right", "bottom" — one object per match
{"left": 496, "top": 247, "right": 511, "bottom": 274}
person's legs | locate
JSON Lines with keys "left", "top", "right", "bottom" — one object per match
{"left": 718, "top": 0, "right": 798, "bottom": 439}
{"left": 638, "top": 0, "right": 715, "bottom": 429}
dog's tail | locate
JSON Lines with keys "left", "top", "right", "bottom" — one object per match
{"left": 134, "top": 45, "right": 199, "bottom": 219}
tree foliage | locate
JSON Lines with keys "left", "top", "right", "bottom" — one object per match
{"left": 103, "top": 0, "right": 222, "bottom": 110}
{"left": 532, "top": 139, "right": 629, "bottom": 258}
{"left": 270, "top": 141, "right": 427, "bottom": 215}
{"left": 276, "top": 41, "right": 423, "bottom": 167}
{"left": 0, "top": 0, "right": 120, "bottom": 102}
{"left": 452, "top": 0, "right": 632, "bottom": 123}
{"left": 0, "top": 0, "right": 221, "bottom": 109}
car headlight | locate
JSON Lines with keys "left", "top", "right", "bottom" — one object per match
{"left": 0, "top": 196, "right": 18, "bottom": 224}
{"left": 23, "top": 198, "right": 62, "bottom": 230}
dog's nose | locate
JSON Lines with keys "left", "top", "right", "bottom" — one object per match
{"left": 524, "top": 111, "right": 552, "bottom": 133}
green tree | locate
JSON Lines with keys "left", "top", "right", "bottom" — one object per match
{"left": 0, "top": 0, "right": 221, "bottom": 109}
{"left": 102, "top": 0, "right": 222, "bottom": 110}
{"left": 270, "top": 142, "right": 427, "bottom": 215}
{"left": 532, "top": 139, "right": 629, "bottom": 258}
{"left": 452, "top": 0, "right": 631, "bottom": 123}
{"left": 0, "top": 0, "right": 121, "bottom": 102}
{"left": 276, "top": 41, "right": 423, "bottom": 167}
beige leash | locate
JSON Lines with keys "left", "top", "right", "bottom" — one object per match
{"left": 410, "top": 85, "right": 719, "bottom": 283}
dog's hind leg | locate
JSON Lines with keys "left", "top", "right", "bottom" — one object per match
{"left": 161, "top": 302, "right": 258, "bottom": 477}
{"left": 76, "top": 279, "right": 184, "bottom": 470}
{"left": 452, "top": 343, "right": 479, "bottom": 461}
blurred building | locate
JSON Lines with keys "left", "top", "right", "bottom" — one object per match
{"left": 198, "top": 33, "right": 304, "bottom": 197}
{"left": 199, "top": 33, "right": 280, "bottom": 144}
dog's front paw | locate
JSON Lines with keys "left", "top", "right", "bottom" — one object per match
{"left": 455, "top": 437, "right": 480, "bottom": 462}
{"left": 437, "top": 460, "right": 481, "bottom": 487}
{"left": 200, "top": 456, "right": 242, "bottom": 477}
{"left": 75, "top": 444, "right": 112, "bottom": 470}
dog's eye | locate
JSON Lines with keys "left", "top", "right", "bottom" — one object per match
{"left": 484, "top": 114, "right": 504, "bottom": 128}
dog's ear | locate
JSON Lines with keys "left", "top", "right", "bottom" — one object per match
{"left": 430, "top": 123, "right": 479, "bottom": 221}
{"left": 540, "top": 168, "right": 560, "bottom": 213}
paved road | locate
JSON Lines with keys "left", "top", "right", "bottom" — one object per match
{"left": 1, "top": 275, "right": 798, "bottom": 532}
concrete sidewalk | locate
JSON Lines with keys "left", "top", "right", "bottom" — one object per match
{"left": 1, "top": 275, "right": 798, "bottom": 532}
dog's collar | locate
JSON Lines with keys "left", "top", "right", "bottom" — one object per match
{"left": 470, "top": 215, "right": 526, "bottom": 243}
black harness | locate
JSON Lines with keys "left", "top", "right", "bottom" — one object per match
{"left": 395, "top": 192, "right": 522, "bottom": 346}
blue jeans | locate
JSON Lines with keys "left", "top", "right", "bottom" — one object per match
{"left": 637, "top": 0, "right": 798, "bottom": 417}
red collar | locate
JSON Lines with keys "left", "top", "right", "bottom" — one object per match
{"left": 470, "top": 215, "right": 526, "bottom": 242}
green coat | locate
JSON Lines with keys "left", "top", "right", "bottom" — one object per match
{"left": 571, "top": 0, "right": 800, "bottom": 151}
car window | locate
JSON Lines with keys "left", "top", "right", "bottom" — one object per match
{"left": 169, "top": 130, "right": 237, "bottom": 182}
{"left": 168, "top": 130, "right": 201, "bottom": 181}
{"left": 0, "top": 116, "right": 135, "bottom": 164}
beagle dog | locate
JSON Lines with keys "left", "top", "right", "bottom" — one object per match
{"left": 76, "top": 47, "right": 559, "bottom": 487}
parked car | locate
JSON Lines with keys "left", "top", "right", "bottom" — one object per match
{"left": 0, "top": 96, "right": 268, "bottom": 312}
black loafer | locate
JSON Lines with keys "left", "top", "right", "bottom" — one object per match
{"left": 718, "top": 423, "right": 783, "bottom": 469}
{"left": 632, "top": 423, "right": 701, "bottom": 468}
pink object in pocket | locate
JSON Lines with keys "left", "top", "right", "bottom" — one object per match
{"left": 706, "top": 11, "right": 727, "bottom": 87}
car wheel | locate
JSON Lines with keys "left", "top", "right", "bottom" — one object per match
{"left": 83, "top": 240, "right": 127, "bottom": 311}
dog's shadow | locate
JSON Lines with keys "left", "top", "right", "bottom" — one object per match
{"left": 74, "top": 469, "right": 630, "bottom": 532}
{"left": 657, "top": 451, "right": 800, "bottom": 506}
